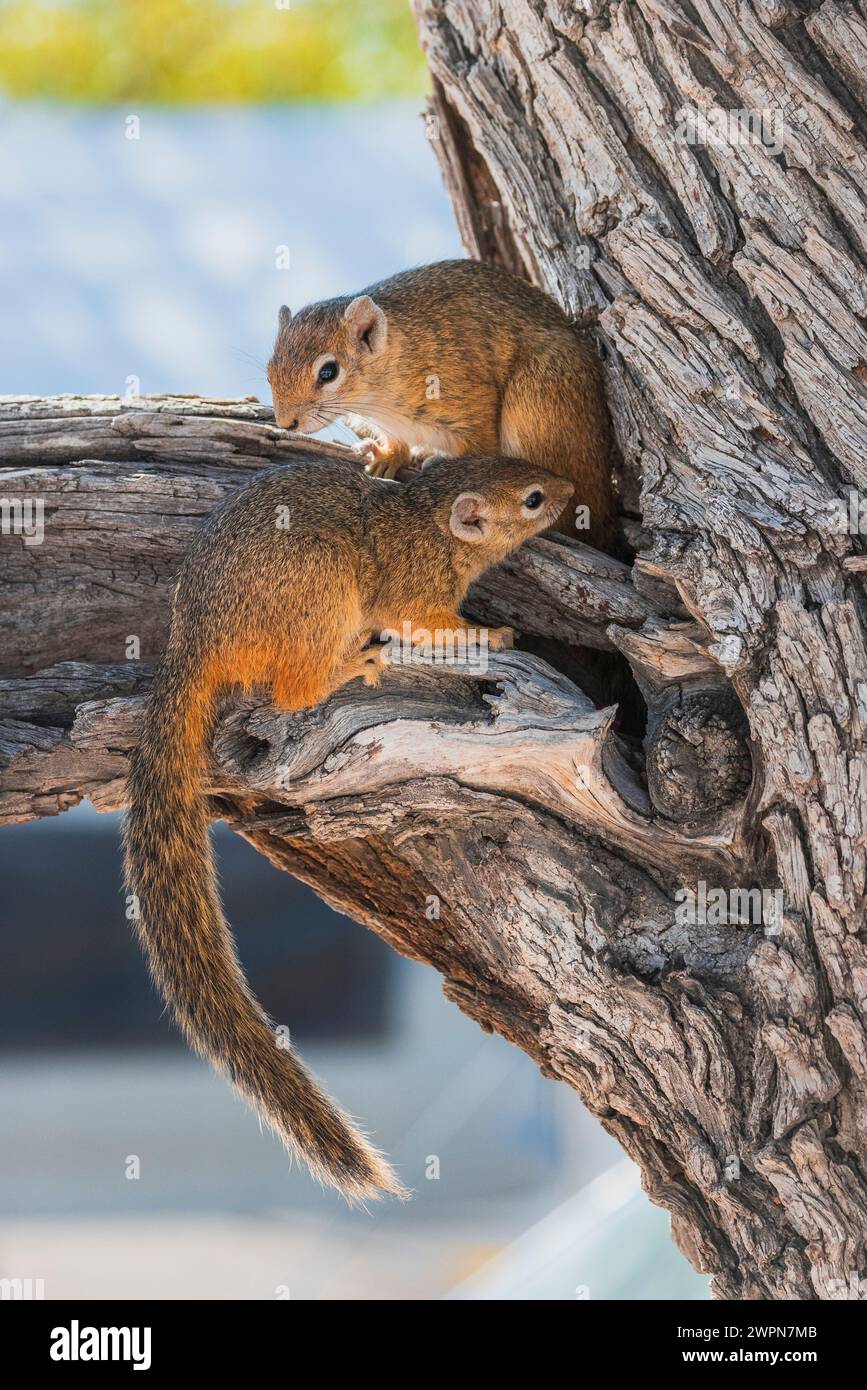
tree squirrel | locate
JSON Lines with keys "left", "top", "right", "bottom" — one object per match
{"left": 124, "top": 452, "right": 573, "bottom": 1200}
{"left": 268, "top": 258, "right": 614, "bottom": 549}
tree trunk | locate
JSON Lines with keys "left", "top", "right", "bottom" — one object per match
{"left": 407, "top": 0, "right": 867, "bottom": 1297}
{"left": 3, "top": 2, "right": 867, "bottom": 1301}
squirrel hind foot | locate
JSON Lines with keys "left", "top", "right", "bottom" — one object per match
{"left": 332, "top": 643, "right": 386, "bottom": 692}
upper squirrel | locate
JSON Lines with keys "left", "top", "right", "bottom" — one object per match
{"left": 124, "top": 451, "right": 573, "bottom": 1201}
{"left": 268, "top": 258, "right": 615, "bottom": 550}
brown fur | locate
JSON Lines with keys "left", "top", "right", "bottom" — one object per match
{"left": 123, "top": 453, "right": 573, "bottom": 1201}
{"left": 268, "top": 258, "right": 615, "bottom": 550}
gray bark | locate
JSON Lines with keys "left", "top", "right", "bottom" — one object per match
{"left": 5, "top": 0, "right": 867, "bottom": 1297}
{"left": 408, "top": 0, "right": 867, "bottom": 1298}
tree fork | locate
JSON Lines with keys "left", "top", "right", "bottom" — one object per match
{"left": 410, "top": 0, "right": 867, "bottom": 1298}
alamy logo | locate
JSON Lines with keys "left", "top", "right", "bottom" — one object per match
{"left": 675, "top": 104, "right": 784, "bottom": 157}
{"left": 380, "top": 623, "right": 490, "bottom": 674}
{"left": 0, "top": 1276, "right": 44, "bottom": 1299}
{"left": 829, "top": 490, "right": 867, "bottom": 534}
{"left": 0, "top": 496, "right": 45, "bottom": 546}
{"left": 50, "top": 1320, "right": 152, "bottom": 1371}
{"left": 675, "top": 880, "right": 784, "bottom": 933}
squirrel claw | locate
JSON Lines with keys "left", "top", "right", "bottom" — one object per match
{"left": 361, "top": 662, "right": 383, "bottom": 688}
{"left": 358, "top": 646, "right": 386, "bottom": 687}
{"left": 334, "top": 643, "right": 386, "bottom": 692}
{"left": 365, "top": 456, "right": 406, "bottom": 481}
{"left": 487, "top": 626, "right": 515, "bottom": 651}
{"left": 355, "top": 439, "right": 380, "bottom": 466}
{"left": 358, "top": 440, "right": 411, "bottom": 481}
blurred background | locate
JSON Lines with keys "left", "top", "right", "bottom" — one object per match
{"left": 0, "top": 0, "right": 709, "bottom": 1300}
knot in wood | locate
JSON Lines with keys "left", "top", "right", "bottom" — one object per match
{"left": 646, "top": 686, "right": 751, "bottom": 824}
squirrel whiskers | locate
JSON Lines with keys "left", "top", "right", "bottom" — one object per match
{"left": 268, "top": 258, "right": 614, "bottom": 550}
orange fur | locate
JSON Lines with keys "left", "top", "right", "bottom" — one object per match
{"left": 269, "top": 259, "right": 615, "bottom": 549}
{"left": 124, "top": 452, "right": 573, "bottom": 1200}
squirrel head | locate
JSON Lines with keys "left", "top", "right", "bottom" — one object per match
{"left": 268, "top": 296, "right": 388, "bottom": 434}
{"left": 406, "top": 455, "right": 574, "bottom": 574}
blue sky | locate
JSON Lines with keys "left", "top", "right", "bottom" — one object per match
{"left": 0, "top": 102, "right": 461, "bottom": 399}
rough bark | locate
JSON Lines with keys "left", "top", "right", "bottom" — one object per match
{"left": 1, "top": 393, "right": 754, "bottom": 1278}
{"left": 408, "top": 0, "right": 867, "bottom": 1298}
{"left": 5, "top": 0, "right": 867, "bottom": 1297}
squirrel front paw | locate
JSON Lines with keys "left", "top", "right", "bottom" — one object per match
{"left": 487, "top": 626, "right": 515, "bottom": 651}
{"left": 359, "top": 440, "right": 412, "bottom": 480}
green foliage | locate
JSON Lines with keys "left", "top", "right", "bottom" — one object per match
{"left": 0, "top": 0, "right": 428, "bottom": 103}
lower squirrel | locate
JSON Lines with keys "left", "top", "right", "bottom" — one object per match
{"left": 267, "top": 258, "right": 615, "bottom": 550}
{"left": 124, "top": 451, "right": 573, "bottom": 1200}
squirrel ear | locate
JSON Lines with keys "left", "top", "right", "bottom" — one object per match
{"left": 344, "top": 295, "right": 387, "bottom": 355}
{"left": 279, "top": 304, "right": 293, "bottom": 329}
{"left": 449, "top": 491, "right": 493, "bottom": 544}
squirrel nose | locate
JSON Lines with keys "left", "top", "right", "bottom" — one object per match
{"left": 286, "top": 417, "right": 299, "bottom": 432}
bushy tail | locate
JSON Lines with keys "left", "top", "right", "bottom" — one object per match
{"left": 123, "top": 652, "right": 405, "bottom": 1201}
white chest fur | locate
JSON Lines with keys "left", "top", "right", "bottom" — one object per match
{"left": 351, "top": 407, "right": 462, "bottom": 456}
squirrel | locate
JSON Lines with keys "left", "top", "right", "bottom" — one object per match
{"left": 267, "top": 258, "right": 615, "bottom": 551}
{"left": 123, "top": 450, "right": 573, "bottom": 1201}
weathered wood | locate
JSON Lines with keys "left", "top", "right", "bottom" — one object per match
{"left": 9, "top": 0, "right": 867, "bottom": 1294}
{"left": 412, "top": 0, "right": 867, "bottom": 1299}
{"left": 0, "top": 395, "right": 663, "bottom": 669}
{"left": 0, "top": 388, "right": 764, "bottom": 1261}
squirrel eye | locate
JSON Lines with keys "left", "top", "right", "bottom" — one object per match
{"left": 523, "top": 490, "right": 545, "bottom": 510}
{"left": 316, "top": 360, "right": 339, "bottom": 385}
